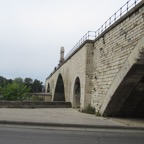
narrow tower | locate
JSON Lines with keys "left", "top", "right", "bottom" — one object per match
{"left": 59, "top": 47, "right": 65, "bottom": 65}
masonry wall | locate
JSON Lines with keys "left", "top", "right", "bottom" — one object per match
{"left": 46, "top": 1, "right": 144, "bottom": 113}
{"left": 0, "top": 101, "right": 71, "bottom": 108}
{"left": 91, "top": 3, "right": 144, "bottom": 113}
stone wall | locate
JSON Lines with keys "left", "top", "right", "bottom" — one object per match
{"left": 91, "top": 3, "right": 144, "bottom": 113}
{"left": 31, "top": 93, "right": 52, "bottom": 102}
{"left": 46, "top": 1, "right": 144, "bottom": 114}
{"left": 45, "top": 42, "right": 94, "bottom": 109}
{"left": 0, "top": 101, "right": 71, "bottom": 108}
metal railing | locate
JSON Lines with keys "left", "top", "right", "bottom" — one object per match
{"left": 64, "top": 31, "right": 96, "bottom": 60}
{"left": 64, "top": 0, "right": 141, "bottom": 61}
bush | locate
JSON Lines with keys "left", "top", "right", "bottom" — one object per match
{"left": 82, "top": 104, "right": 95, "bottom": 114}
{"left": 1, "top": 82, "right": 30, "bottom": 101}
{"left": 0, "top": 95, "right": 4, "bottom": 100}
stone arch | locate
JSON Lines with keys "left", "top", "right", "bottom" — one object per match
{"left": 101, "top": 36, "right": 144, "bottom": 117}
{"left": 53, "top": 74, "right": 65, "bottom": 101}
{"left": 73, "top": 77, "right": 81, "bottom": 108}
{"left": 47, "top": 83, "right": 50, "bottom": 93}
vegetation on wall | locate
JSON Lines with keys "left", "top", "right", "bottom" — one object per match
{"left": 82, "top": 104, "right": 96, "bottom": 114}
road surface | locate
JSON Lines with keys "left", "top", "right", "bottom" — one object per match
{"left": 0, "top": 125, "right": 144, "bottom": 144}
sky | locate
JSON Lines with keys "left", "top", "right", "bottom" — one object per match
{"left": 0, "top": 0, "right": 129, "bottom": 84}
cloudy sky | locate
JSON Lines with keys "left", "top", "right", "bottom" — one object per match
{"left": 0, "top": 0, "right": 129, "bottom": 83}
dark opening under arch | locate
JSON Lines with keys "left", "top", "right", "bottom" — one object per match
{"left": 103, "top": 64, "right": 144, "bottom": 117}
{"left": 73, "top": 77, "right": 81, "bottom": 108}
{"left": 54, "top": 74, "right": 65, "bottom": 101}
{"left": 47, "top": 83, "right": 50, "bottom": 93}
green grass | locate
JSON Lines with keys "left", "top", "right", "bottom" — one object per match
{"left": 82, "top": 104, "right": 95, "bottom": 114}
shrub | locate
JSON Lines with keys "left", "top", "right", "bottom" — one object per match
{"left": 82, "top": 104, "right": 95, "bottom": 114}
{"left": 1, "top": 82, "right": 30, "bottom": 101}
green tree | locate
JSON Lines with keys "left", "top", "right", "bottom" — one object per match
{"left": 24, "top": 78, "right": 33, "bottom": 86}
{"left": 1, "top": 82, "right": 30, "bottom": 101}
{"left": 0, "top": 76, "right": 6, "bottom": 88}
{"left": 0, "top": 76, "right": 12, "bottom": 88}
{"left": 0, "top": 76, "right": 12, "bottom": 98}
{"left": 24, "top": 78, "right": 33, "bottom": 92}
{"left": 32, "top": 79, "right": 43, "bottom": 93}
{"left": 14, "top": 77, "right": 23, "bottom": 85}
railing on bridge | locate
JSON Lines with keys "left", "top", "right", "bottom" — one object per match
{"left": 64, "top": 0, "right": 141, "bottom": 60}
{"left": 47, "top": 0, "right": 142, "bottom": 79}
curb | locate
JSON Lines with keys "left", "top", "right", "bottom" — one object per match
{"left": 0, "top": 120, "right": 144, "bottom": 131}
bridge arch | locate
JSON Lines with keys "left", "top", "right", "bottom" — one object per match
{"left": 53, "top": 74, "right": 65, "bottom": 101}
{"left": 73, "top": 77, "right": 81, "bottom": 108}
{"left": 101, "top": 36, "right": 144, "bottom": 117}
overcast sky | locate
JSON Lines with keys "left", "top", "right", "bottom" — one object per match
{"left": 0, "top": 0, "right": 129, "bottom": 83}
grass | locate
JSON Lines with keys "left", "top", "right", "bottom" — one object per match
{"left": 82, "top": 104, "right": 95, "bottom": 114}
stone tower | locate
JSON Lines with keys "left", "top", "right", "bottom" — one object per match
{"left": 59, "top": 47, "right": 65, "bottom": 65}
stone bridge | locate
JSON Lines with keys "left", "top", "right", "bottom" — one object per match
{"left": 45, "top": 0, "right": 144, "bottom": 117}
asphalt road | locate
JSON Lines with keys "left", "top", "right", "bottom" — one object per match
{"left": 0, "top": 125, "right": 144, "bottom": 144}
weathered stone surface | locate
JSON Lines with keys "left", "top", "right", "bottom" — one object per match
{"left": 46, "top": 42, "right": 94, "bottom": 110}
{"left": 46, "top": 2, "right": 144, "bottom": 116}
{"left": 0, "top": 101, "right": 72, "bottom": 108}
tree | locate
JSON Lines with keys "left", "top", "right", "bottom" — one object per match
{"left": 32, "top": 79, "right": 43, "bottom": 93}
{"left": 24, "top": 78, "right": 33, "bottom": 86}
{"left": 14, "top": 77, "right": 23, "bottom": 85}
{"left": 24, "top": 77, "right": 33, "bottom": 85}
{"left": 0, "top": 76, "right": 12, "bottom": 88}
{"left": 24, "top": 78, "right": 33, "bottom": 92}
{"left": 0, "top": 76, "right": 6, "bottom": 88}
{"left": 0, "top": 76, "right": 12, "bottom": 98}
{"left": 0, "top": 76, "right": 43, "bottom": 101}
{"left": 1, "top": 82, "right": 30, "bottom": 101}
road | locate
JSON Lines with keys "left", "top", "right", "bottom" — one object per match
{"left": 0, "top": 125, "right": 144, "bottom": 144}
